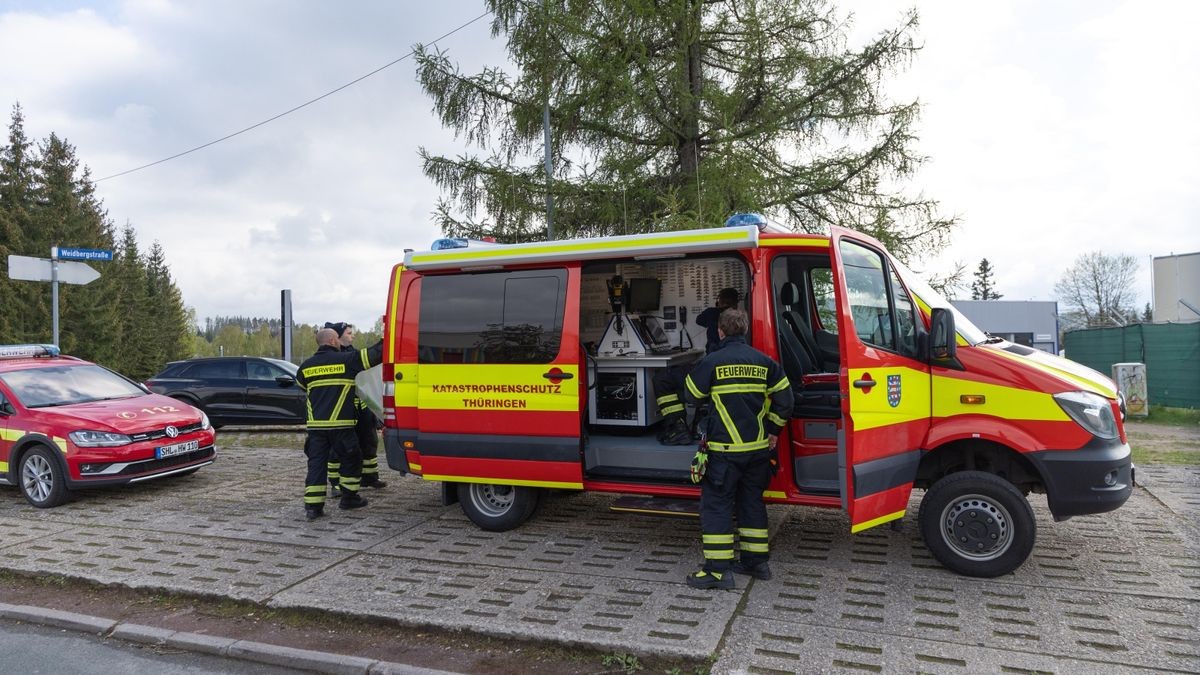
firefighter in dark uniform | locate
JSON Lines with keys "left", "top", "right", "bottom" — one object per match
{"left": 682, "top": 308, "right": 793, "bottom": 589}
{"left": 297, "top": 327, "right": 384, "bottom": 520}
{"left": 324, "top": 322, "right": 388, "bottom": 492}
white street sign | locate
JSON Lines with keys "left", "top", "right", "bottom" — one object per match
{"left": 7, "top": 254, "right": 101, "bottom": 285}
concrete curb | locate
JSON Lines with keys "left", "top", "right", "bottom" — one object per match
{"left": 0, "top": 602, "right": 455, "bottom": 675}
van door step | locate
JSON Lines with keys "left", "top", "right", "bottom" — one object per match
{"left": 610, "top": 495, "right": 699, "bottom": 517}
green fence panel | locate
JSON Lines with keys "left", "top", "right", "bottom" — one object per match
{"left": 1065, "top": 323, "right": 1199, "bottom": 409}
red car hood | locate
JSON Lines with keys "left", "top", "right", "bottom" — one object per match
{"left": 51, "top": 394, "right": 204, "bottom": 433}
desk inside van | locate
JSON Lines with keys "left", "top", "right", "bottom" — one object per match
{"left": 588, "top": 349, "right": 704, "bottom": 427}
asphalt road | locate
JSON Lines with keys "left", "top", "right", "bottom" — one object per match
{"left": 0, "top": 618, "right": 298, "bottom": 675}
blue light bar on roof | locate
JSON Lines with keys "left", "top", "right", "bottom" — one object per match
{"left": 0, "top": 344, "right": 60, "bottom": 359}
{"left": 725, "top": 212, "right": 768, "bottom": 230}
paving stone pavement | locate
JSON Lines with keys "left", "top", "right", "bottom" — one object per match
{"left": 0, "top": 430, "right": 1196, "bottom": 672}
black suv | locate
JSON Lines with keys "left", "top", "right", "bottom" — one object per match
{"left": 146, "top": 357, "right": 305, "bottom": 427}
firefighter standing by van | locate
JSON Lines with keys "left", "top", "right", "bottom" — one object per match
{"left": 682, "top": 308, "right": 793, "bottom": 589}
{"left": 298, "top": 327, "right": 384, "bottom": 520}
{"left": 324, "top": 322, "right": 388, "bottom": 493}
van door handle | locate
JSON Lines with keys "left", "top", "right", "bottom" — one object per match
{"left": 853, "top": 377, "right": 875, "bottom": 389}
{"left": 543, "top": 371, "right": 574, "bottom": 380}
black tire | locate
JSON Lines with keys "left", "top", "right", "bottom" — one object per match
{"left": 457, "top": 483, "right": 541, "bottom": 531}
{"left": 18, "top": 445, "right": 71, "bottom": 508}
{"left": 918, "top": 470, "right": 1036, "bottom": 578}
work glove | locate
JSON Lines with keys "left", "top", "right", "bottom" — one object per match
{"left": 690, "top": 450, "right": 708, "bottom": 484}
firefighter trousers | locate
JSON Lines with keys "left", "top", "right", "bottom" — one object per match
{"left": 303, "top": 429, "right": 362, "bottom": 506}
{"left": 327, "top": 410, "right": 380, "bottom": 487}
{"left": 698, "top": 449, "right": 772, "bottom": 572}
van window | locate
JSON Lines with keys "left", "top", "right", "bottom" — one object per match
{"left": 810, "top": 268, "right": 838, "bottom": 334}
{"left": 889, "top": 267, "right": 919, "bottom": 358}
{"left": 840, "top": 240, "right": 908, "bottom": 354}
{"left": 419, "top": 269, "right": 567, "bottom": 364}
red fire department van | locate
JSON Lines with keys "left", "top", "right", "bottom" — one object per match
{"left": 379, "top": 218, "right": 1132, "bottom": 577}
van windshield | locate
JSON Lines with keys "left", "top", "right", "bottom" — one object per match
{"left": 893, "top": 260, "right": 988, "bottom": 346}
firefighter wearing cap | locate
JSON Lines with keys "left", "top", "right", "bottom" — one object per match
{"left": 325, "top": 321, "right": 388, "bottom": 490}
{"left": 297, "top": 327, "right": 384, "bottom": 520}
{"left": 682, "top": 308, "right": 792, "bottom": 589}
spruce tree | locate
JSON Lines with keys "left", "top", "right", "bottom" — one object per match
{"left": 34, "top": 133, "right": 118, "bottom": 359}
{"left": 970, "top": 258, "right": 1003, "bottom": 300}
{"left": 110, "top": 224, "right": 155, "bottom": 377}
{"left": 144, "top": 240, "right": 191, "bottom": 372}
{"left": 0, "top": 103, "right": 47, "bottom": 342}
{"left": 415, "top": 0, "right": 953, "bottom": 261}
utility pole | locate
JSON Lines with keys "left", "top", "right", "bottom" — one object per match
{"left": 542, "top": 0, "right": 554, "bottom": 240}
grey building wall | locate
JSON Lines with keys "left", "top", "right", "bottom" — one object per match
{"left": 1152, "top": 252, "right": 1200, "bottom": 323}
{"left": 952, "top": 300, "right": 1060, "bottom": 354}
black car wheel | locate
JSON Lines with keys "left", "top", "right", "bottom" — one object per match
{"left": 19, "top": 445, "right": 71, "bottom": 508}
{"left": 457, "top": 483, "right": 540, "bottom": 531}
{"left": 918, "top": 470, "right": 1036, "bottom": 578}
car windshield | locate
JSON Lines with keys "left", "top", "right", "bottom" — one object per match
{"left": 892, "top": 259, "right": 989, "bottom": 346}
{"left": 0, "top": 364, "right": 145, "bottom": 408}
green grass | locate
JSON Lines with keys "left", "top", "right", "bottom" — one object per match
{"left": 1131, "top": 446, "right": 1200, "bottom": 466}
{"left": 1125, "top": 406, "right": 1200, "bottom": 427}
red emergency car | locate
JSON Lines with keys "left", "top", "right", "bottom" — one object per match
{"left": 0, "top": 344, "right": 217, "bottom": 507}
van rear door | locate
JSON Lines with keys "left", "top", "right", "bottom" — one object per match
{"left": 413, "top": 266, "right": 583, "bottom": 490}
{"left": 829, "top": 227, "right": 932, "bottom": 532}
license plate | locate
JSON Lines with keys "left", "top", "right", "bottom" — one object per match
{"left": 157, "top": 439, "right": 199, "bottom": 459}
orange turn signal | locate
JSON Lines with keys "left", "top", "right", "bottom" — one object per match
{"left": 403, "top": 441, "right": 415, "bottom": 449}
{"left": 960, "top": 395, "right": 986, "bottom": 405}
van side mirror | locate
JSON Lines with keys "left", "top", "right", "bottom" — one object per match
{"left": 930, "top": 308, "right": 957, "bottom": 361}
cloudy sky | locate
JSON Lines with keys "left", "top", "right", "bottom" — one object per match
{"left": 2, "top": 0, "right": 1197, "bottom": 330}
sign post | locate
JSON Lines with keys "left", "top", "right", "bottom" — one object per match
{"left": 7, "top": 247, "right": 110, "bottom": 347}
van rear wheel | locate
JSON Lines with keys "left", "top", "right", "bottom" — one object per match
{"left": 918, "top": 470, "right": 1035, "bottom": 578}
{"left": 457, "top": 483, "right": 540, "bottom": 531}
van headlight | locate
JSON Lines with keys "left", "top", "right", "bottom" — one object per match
{"left": 68, "top": 430, "right": 133, "bottom": 447}
{"left": 1054, "top": 391, "right": 1118, "bottom": 440}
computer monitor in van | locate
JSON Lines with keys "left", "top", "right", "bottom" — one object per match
{"left": 627, "top": 278, "right": 661, "bottom": 312}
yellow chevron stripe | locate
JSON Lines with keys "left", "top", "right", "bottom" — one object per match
{"left": 851, "top": 509, "right": 906, "bottom": 533}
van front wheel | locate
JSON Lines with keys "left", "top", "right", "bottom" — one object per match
{"left": 457, "top": 483, "right": 540, "bottom": 531}
{"left": 918, "top": 471, "right": 1036, "bottom": 578}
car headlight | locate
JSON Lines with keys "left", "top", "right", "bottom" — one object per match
{"left": 199, "top": 411, "right": 211, "bottom": 431}
{"left": 1054, "top": 391, "right": 1118, "bottom": 440}
{"left": 68, "top": 430, "right": 133, "bottom": 447}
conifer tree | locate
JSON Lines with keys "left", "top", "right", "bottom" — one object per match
{"left": 0, "top": 103, "right": 46, "bottom": 341}
{"left": 970, "top": 258, "right": 1003, "bottom": 300}
{"left": 144, "top": 240, "right": 191, "bottom": 371}
{"left": 110, "top": 224, "right": 155, "bottom": 377}
{"left": 415, "top": 0, "right": 953, "bottom": 261}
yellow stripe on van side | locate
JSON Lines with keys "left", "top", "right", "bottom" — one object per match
{"left": 0, "top": 461, "right": 7, "bottom": 473}
{"left": 762, "top": 490, "right": 787, "bottom": 499}
{"left": 759, "top": 237, "right": 830, "bottom": 248}
{"left": 423, "top": 474, "right": 584, "bottom": 490}
{"left": 846, "top": 366, "right": 931, "bottom": 431}
{"left": 418, "top": 364, "right": 580, "bottom": 412}
{"left": 932, "top": 375, "right": 1069, "bottom": 421}
{"left": 395, "top": 364, "right": 418, "bottom": 408}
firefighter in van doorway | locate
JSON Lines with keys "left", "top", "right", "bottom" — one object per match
{"left": 653, "top": 287, "right": 740, "bottom": 445}
{"left": 682, "top": 308, "right": 793, "bottom": 589}
{"left": 323, "top": 322, "right": 388, "bottom": 494}
{"left": 297, "top": 327, "right": 384, "bottom": 521}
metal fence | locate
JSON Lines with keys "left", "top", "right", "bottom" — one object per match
{"left": 1064, "top": 322, "right": 1200, "bottom": 409}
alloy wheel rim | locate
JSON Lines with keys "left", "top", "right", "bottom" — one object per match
{"left": 21, "top": 455, "right": 54, "bottom": 503}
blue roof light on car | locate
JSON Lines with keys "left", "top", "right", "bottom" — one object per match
{"left": 0, "top": 344, "right": 60, "bottom": 359}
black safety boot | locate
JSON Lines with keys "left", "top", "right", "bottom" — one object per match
{"left": 329, "top": 482, "right": 341, "bottom": 498}
{"left": 304, "top": 505, "right": 324, "bottom": 521}
{"left": 732, "top": 559, "right": 772, "bottom": 581}
{"left": 686, "top": 569, "right": 734, "bottom": 590}
{"left": 338, "top": 492, "right": 369, "bottom": 510}
{"left": 361, "top": 476, "right": 388, "bottom": 489}
{"left": 661, "top": 418, "right": 694, "bottom": 445}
